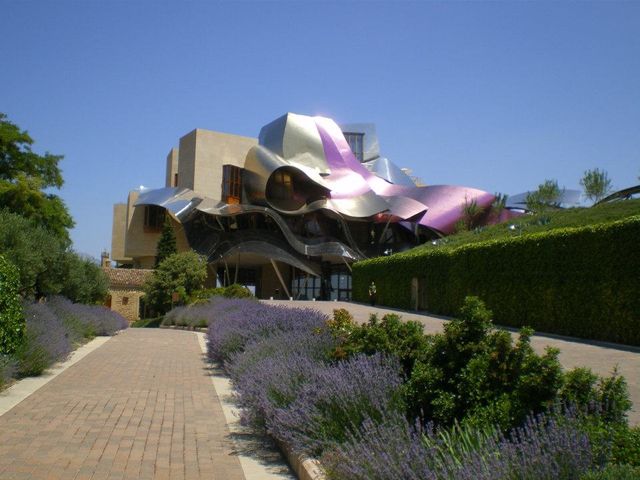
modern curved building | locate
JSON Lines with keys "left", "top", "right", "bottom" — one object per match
{"left": 111, "top": 113, "right": 517, "bottom": 301}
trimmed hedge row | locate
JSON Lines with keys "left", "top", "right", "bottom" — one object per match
{"left": 353, "top": 216, "right": 640, "bottom": 345}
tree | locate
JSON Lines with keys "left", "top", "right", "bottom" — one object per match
{"left": 60, "top": 252, "right": 109, "bottom": 304}
{"left": 143, "top": 251, "right": 207, "bottom": 314}
{"left": 0, "top": 210, "right": 66, "bottom": 298}
{"left": 0, "top": 113, "right": 74, "bottom": 244}
{"left": 580, "top": 168, "right": 612, "bottom": 203}
{"left": 526, "top": 179, "right": 562, "bottom": 212}
{"left": 155, "top": 217, "right": 177, "bottom": 266}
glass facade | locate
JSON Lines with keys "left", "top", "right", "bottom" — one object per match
{"left": 343, "top": 132, "right": 365, "bottom": 162}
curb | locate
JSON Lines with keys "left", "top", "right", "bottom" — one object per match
{"left": 276, "top": 440, "right": 326, "bottom": 480}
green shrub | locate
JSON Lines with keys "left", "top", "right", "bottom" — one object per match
{"left": 353, "top": 216, "right": 640, "bottom": 345}
{"left": 580, "top": 464, "right": 640, "bottom": 480}
{"left": 0, "top": 255, "right": 25, "bottom": 354}
{"left": 222, "top": 283, "right": 253, "bottom": 298}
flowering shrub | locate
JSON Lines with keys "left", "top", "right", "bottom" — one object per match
{"left": 199, "top": 297, "right": 633, "bottom": 477}
{"left": 270, "top": 353, "right": 404, "bottom": 456}
{"left": 47, "top": 296, "right": 128, "bottom": 338}
{"left": 207, "top": 300, "right": 328, "bottom": 362}
{"left": 323, "top": 410, "right": 594, "bottom": 480}
{"left": 17, "top": 302, "right": 72, "bottom": 376}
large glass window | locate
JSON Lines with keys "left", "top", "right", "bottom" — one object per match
{"left": 143, "top": 205, "right": 165, "bottom": 232}
{"left": 329, "top": 265, "right": 352, "bottom": 301}
{"left": 291, "top": 274, "right": 321, "bottom": 300}
{"left": 222, "top": 164, "right": 242, "bottom": 204}
{"left": 343, "top": 132, "right": 364, "bottom": 162}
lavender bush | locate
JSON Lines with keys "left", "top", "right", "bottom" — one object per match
{"left": 0, "top": 354, "right": 16, "bottom": 389}
{"left": 17, "top": 302, "right": 72, "bottom": 376}
{"left": 47, "top": 296, "right": 127, "bottom": 338}
{"left": 207, "top": 300, "right": 328, "bottom": 362}
{"left": 322, "top": 409, "right": 594, "bottom": 480}
{"left": 270, "top": 353, "right": 404, "bottom": 456}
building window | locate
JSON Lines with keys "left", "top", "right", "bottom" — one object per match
{"left": 173, "top": 173, "right": 178, "bottom": 187}
{"left": 343, "top": 132, "right": 364, "bottom": 162}
{"left": 144, "top": 205, "right": 165, "bottom": 232}
{"left": 122, "top": 297, "right": 129, "bottom": 305}
{"left": 270, "top": 170, "right": 293, "bottom": 199}
{"left": 222, "top": 164, "right": 242, "bottom": 204}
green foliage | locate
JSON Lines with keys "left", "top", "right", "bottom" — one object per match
{"left": 0, "top": 255, "right": 24, "bottom": 355}
{"left": 526, "top": 179, "right": 563, "bottom": 212}
{"left": 332, "top": 312, "right": 428, "bottom": 379}
{"left": 143, "top": 251, "right": 207, "bottom": 314}
{"left": 155, "top": 217, "right": 177, "bottom": 266}
{"left": 354, "top": 216, "right": 640, "bottom": 345}
{"left": 580, "top": 464, "right": 640, "bottom": 480}
{"left": 189, "top": 284, "right": 254, "bottom": 304}
{"left": 0, "top": 211, "right": 106, "bottom": 302}
{"left": 0, "top": 113, "right": 73, "bottom": 244}
{"left": 334, "top": 297, "right": 570, "bottom": 430}
{"left": 222, "top": 283, "right": 253, "bottom": 298}
{"left": 408, "top": 298, "right": 563, "bottom": 428}
{"left": 59, "top": 252, "right": 108, "bottom": 304}
{"left": 581, "top": 168, "right": 613, "bottom": 203}
{"left": 131, "top": 317, "right": 162, "bottom": 328}
{"left": 459, "top": 197, "right": 484, "bottom": 231}
{"left": 0, "top": 210, "right": 65, "bottom": 297}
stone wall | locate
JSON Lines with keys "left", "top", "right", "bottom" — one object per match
{"left": 108, "top": 288, "right": 145, "bottom": 322}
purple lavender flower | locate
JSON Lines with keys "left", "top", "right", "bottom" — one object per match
{"left": 269, "top": 353, "right": 404, "bottom": 457}
{"left": 18, "top": 302, "right": 72, "bottom": 376}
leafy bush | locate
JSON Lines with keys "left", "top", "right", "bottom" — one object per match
{"left": 353, "top": 216, "right": 640, "bottom": 345}
{"left": 0, "top": 254, "right": 24, "bottom": 354}
{"left": 581, "top": 464, "right": 640, "bottom": 480}
{"left": 143, "top": 251, "right": 207, "bottom": 314}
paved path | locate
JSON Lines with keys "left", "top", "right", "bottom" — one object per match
{"left": 0, "top": 329, "right": 292, "bottom": 480}
{"left": 266, "top": 300, "right": 640, "bottom": 426}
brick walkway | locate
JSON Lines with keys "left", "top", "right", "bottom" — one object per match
{"left": 266, "top": 300, "right": 640, "bottom": 426}
{"left": 0, "top": 329, "right": 246, "bottom": 480}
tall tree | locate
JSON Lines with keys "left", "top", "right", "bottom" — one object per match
{"left": 0, "top": 113, "right": 74, "bottom": 243}
{"left": 155, "top": 216, "right": 177, "bottom": 266}
{"left": 580, "top": 168, "right": 612, "bottom": 203}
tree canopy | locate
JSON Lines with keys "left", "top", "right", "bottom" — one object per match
{"left": 0, "top": 113, "right": 73, "bottom": 243}
{"left": 155, "top": 216, "right": 177, "bottom": 266}
{"left": 580, "top": 168, "right": 612, "bottom": 203}
{"left": 526, "top": 179, "right": 562, "bottom": 212}
{"left": 144, "top": 251, "right": 207, "bottom": 314}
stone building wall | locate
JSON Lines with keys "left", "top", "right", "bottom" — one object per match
{"left": 108, "top": 288, "right": 145, "bottom": 322}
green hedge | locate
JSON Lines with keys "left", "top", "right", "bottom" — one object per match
{"left": 353, "top": 216, "right": 640, "bottom": 345}
{"left": 0, "top": 255, "right": 25, "bottom": 355}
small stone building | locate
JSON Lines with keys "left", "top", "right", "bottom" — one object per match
{"left": 102, "top": 253, "right": 153, "bottom": 322}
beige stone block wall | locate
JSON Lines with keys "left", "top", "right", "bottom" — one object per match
{"left": 178, "top": 129, "right": 257, "bottom": 200}
{"left": 111, "top": 204, "right": 131, "bottom": 263}
{"left": 124, "top": 191, "right": 162, "bottom": 260}
{"left": 109, "top": 288, "right": 145, "bottom": 322}
{"left": 177, "top": 130, "right": 197, "bottom": 191}
{"left": 165, "top": 148, "right": 179, "bottom": 187}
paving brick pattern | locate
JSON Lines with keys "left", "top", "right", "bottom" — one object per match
{"left": 0, "top": 329, "right": 245, "bottom": 480}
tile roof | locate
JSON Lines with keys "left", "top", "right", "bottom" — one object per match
{"left": 103, "top": 268, "right": 153, "bottom": 289}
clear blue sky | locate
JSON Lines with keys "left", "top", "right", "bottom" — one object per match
{"left": 1, "top": 1, "right": 639, "bottom": 258}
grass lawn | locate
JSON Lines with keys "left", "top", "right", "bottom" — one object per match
{"left": 413, "top": 198, "right": 640, "bottom": 252}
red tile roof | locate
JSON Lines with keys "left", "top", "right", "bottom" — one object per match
{"left": 103, "top": 268, "right": 153, "bottom": 289}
